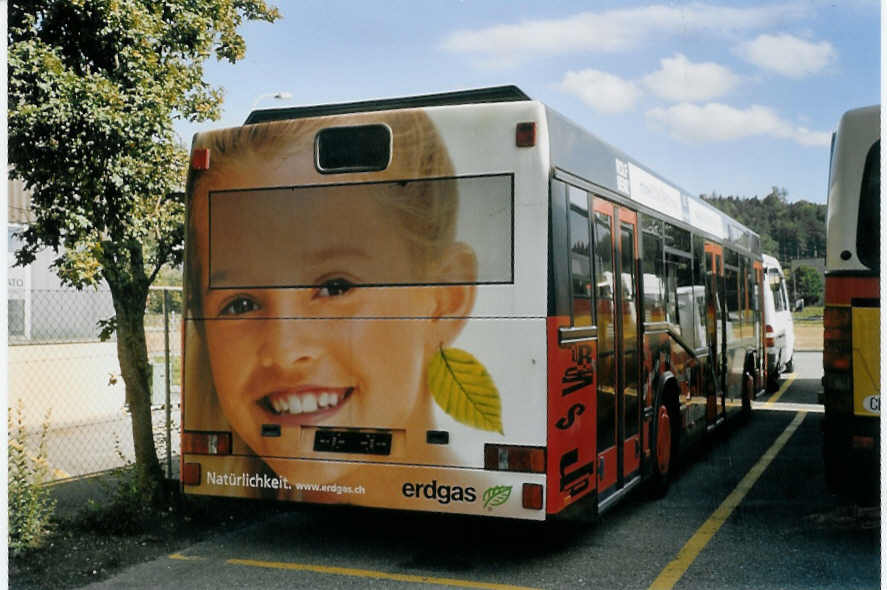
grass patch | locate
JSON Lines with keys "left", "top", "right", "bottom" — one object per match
{"left": 793, "top": 305, "right": 823, "bottom": 322}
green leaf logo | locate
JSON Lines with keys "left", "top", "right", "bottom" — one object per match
{"left": 482, "top": 485, "right": 512, "bottom": 509}
{"left": 427, "top": 347, "right": 503, "bottom": 434}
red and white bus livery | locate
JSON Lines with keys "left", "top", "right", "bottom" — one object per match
{"left": 181, "top": 86, "right": 765, "bottom": 520}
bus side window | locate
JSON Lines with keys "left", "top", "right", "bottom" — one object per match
{"left": 666, "top": 253, "right": 694, "bottom": 347}
{"left": 568, "top": 187, "right": 592, "bottom": 327}
{"left": 856, "top": 139, "right": 880, "bottom": 270}
{"left": 594, "top": 211, "right": 617, "bottom": 454}
{"left": 642, "top": 230, "right": 665, "bottom": 322}
{"left": 770, "top": 272, "right": 785, "bottom": 312}
{"left": 725, "top": 265, "right": 740, "bottom": 321}
{"left": 665, "top": 255, "right": 679, "bottom": 327}
{"left": 693, "top": 235, "right": 708, "bottom": 349}
{"left": 745, "top": 258, "right": 754, "bottom": 321}
{"left": 738, "top": 257, "right": 746, "bottom": 326}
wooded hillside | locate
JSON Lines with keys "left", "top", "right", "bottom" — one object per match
{"left": 702, "top": 187, "right": 826, "bottom": 261}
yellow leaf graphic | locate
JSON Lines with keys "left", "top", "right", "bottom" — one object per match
{"left": 427, "top": 347, "right": 503, "bottom": 435}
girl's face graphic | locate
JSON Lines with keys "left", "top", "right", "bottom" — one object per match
{"left": 197, "top": 181, "right": 465, "bottom": 470}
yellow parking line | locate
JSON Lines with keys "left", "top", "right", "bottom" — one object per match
{"left": 766, "top": 373, "right": 797, "bottom": 405}
{"left": 648, "top": 411, "right": 807, "bottom": 590}
{"left": 227, "top": 558, "right": 541, "bottom": 590}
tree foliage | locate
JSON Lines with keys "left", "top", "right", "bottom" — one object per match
{"left": 702, "top": 186, "right": 826, "bottom": 261}
{"left": 8, "top": 0, "right": 279, "bottom": 500}
{"left": 793, "top": 266, "right": 824, "bottom": 305}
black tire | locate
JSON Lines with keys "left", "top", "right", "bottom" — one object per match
{"left": 766, "top": 366, "right": 779, "bottom": 393}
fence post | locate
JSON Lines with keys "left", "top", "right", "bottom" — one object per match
{"left": 163, "top": 289, "right": 172, "bottom": 479}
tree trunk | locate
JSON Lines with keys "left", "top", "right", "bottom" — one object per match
{"left": 113, "top": 294, "right": 165, "bottom": 503}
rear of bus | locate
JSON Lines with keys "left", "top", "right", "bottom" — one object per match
{"left": 180, "top": 88, "right": 554, "bottom": 520}
{"left": 822, "top": 105, "right": 880, "bottom": 498}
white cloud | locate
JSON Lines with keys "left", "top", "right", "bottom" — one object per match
{"left": 735, "top": 33, "right": 836, "bottom": 78}
{"left": 643, "top": 54, "right": 741, "bottom": 102}
{"left": 441, "top": 3, "right": 809, "bottom": 67}
{"left": 646, "top": 103, "right": 831, "bottom": 146}
{"left": 560, "top": 70, "right": 642, "bottom": 114}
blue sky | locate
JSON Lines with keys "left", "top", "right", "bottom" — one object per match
{"left": 173, "top": 0, "right": 880, "bottom": 205}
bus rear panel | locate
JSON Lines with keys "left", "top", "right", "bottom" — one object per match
{"left": 183, "top": 89, "right": 552, "bottom": 520}
{"left": 822, "top": 105, "right": 880, "bottom": 499}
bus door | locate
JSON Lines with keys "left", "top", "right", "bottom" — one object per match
{"left": 592, "top": 198, "right": 641, "bottom": 503}
{"left": 703, "top": 242, "right": 726, "bottom": 423}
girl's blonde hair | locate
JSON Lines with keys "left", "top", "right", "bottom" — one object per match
{"left": 186, "top": 109, "right": 458, "bottom": 313}
{"left": 183, "top": 109, "right": 459, "bottom": 432}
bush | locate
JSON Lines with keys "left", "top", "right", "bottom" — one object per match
{"left": 8, "top": 400, "right": 57, "bottom": 554}
{"left": 78, "top": 430, "right": 179, "bottom": 535}
{"left": 77, "top": 436, "right": 159, "bottom": 535}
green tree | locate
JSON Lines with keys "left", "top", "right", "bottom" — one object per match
{"left": 8, "top": 1, "right": 279, "bottom": 502}
{"left": 702, "top": 187, "right": 826, "bottom": 261}
{"left": 794, "top": 266, "right": 824, "bottom": 305}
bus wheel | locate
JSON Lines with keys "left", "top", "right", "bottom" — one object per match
{"left": 649, "top": 402, "right": 673, "bottom": 498}
{"left": 766, "top": 366, "right": 779, "bottom": 393}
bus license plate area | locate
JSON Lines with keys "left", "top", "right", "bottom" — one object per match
{"left": 313, "top": 429, "right": 392, "bottom": 455}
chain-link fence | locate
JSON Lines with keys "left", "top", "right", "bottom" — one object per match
{"left": 8, "top": 287, "right": 182, "bottom": 481}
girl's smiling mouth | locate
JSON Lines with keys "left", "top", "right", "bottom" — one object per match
{"left": 259, "top": 387, "right": 355, "bottom": 417}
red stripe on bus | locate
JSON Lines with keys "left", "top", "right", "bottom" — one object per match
{"left": 825, "top": 276, "right": 879, "bottom": 305}
{"left": 546, "top": 316, "right": 597, "bottom": 514}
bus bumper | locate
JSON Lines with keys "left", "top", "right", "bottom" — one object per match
{"left": 182, "top": 454, "right": 548, "bottom": 520}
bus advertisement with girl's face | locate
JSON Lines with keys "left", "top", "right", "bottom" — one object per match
{"left": 183, "top": 109, "right": 548, "bottom": 518}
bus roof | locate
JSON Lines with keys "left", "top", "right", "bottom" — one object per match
{"left": 762, "top": 253, "right": 783, "bottom": 271}
{"left": 544, "top": 104, "right": 760, "bottom": 251}
{"left": 244, "top": 85, "right": 530, "bottom": 125}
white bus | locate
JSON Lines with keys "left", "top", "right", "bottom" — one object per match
{"left": 762, "top": 253, "right": 795, "bottom": 389}
{"left": 181, "top": 86, "right": 764, "bottom": 520}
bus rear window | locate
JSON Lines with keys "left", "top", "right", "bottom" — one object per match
{"left": 856, "top": 140, "right": 880, "bottom": 271}
{"left": 769, "top": 270, "right": 786, "bottom": 312}
{"left": 208, "top": 174, "right": 513, "bottom": 288}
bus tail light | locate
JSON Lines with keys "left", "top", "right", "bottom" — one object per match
{"left": 765, "top": 324, "right": 775, "bottom": 347}
{"left": 852, "top": 435, "right": 875, "bottom": 450}
{"left": 515, "top": 122, "right": 536, "bottom": 147}
{"left": 183, "top": 431, "right": 232, "bottom": 455}
{"left": 182, "top": 462, "right": 201, "bottom": 485}
{"left": 823, "top": 307, "right": 852, "bottom": 371}
{"left": 191, "top": 148, "right": 210, "bottom": 170}
{"left": 484, "top": 444, "right": 546, "bottom": 473}
{"left": 522, "top": 483, "right": 544, "bottom": 510}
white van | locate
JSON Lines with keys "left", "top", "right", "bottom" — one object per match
{"left": 762, "top": 254, "right": 795, "bottom": 388}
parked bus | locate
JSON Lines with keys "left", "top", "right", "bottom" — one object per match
{"left": 762, "top": 254, "right": 795, "bottom": 390}
{"left": 181, "top": 86, "right": 765, "bottom": 520}
{"left": 822, "top": 105, "right": 880, "bottom": 499}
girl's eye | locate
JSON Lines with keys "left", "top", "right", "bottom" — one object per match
{"left": 220, "top": 297, "right": 260, "bottom": 316}
{"left": 315, "top": 278, "right": 354, "bottom": 298}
